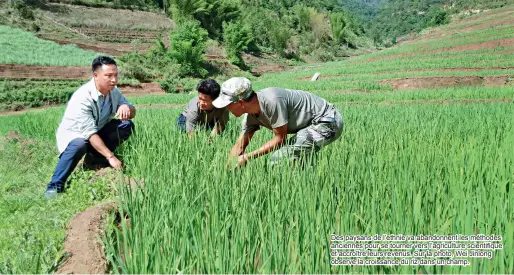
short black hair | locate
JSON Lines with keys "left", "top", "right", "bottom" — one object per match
{"left": 243, "top": 92, "right": 256, "bottom": 102}
{"left": 197, "top": 79, "right": 221, "bottom": 99}
{"left": 92, "top": 56, "right": 117, "bottom": 72}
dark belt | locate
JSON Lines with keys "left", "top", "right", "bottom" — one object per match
{"left": 317, "top": 117, "right": 336, "bottom": 123}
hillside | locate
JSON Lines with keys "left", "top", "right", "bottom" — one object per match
{"left": 0, "top": 1, "right": 513, "bottom": 112}
{"left": 366, "top": 0, "right": 513, "bottom": 44}
{"left": 1, "top": 2, "right": 174, "bottom": 55}
{"left": 131, "top": 4, "right": 514, "bottom": 106}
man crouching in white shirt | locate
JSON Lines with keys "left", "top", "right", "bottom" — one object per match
{"left": 44, "top": 56, "right": 136, "bottom": 200}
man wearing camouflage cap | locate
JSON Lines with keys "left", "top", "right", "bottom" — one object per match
{"left": 213, "top": 77, "right": 343, "bottom": 167}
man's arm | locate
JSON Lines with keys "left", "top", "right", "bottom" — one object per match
{"left": 89, "top": 134, "right": 123, "bottom": 170}
{"left": 230, "top": 130, "right": 256, "bottom": 157}
{"left": 243, "top": 124, "right": 288, "bottom": 161}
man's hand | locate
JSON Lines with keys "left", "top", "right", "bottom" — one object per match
{"left": 237, "top": 154, "right": 249, "bottom": 168}
{"left": 90, "top": 134, "right": 121, "bottom": 170}
{"left": 226, "top": 154, "right": 248, "bottom": 171}
{"left": 116, "top": 104, "right": 132, "bottom": 121}
{"left": 107, "top": 155, "right": 123, "bottom": 170}
{"left": 229, "top": 125, "right": 288, "bottom": 170}
{"left": 229, "top": 132, "right": 254, "bottom": 158}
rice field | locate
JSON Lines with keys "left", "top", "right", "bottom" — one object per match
{"left": 0, "top": 26, "right": 98, "bottom": 66}
{"left": 1, "top": 92, "right": 512, "bottom": 273}
{"left": 0, "top": 3, "right": 513, "bottom": 274}
{"left": 129, "top": 86, "right": 514, "bottom": 105}
{"left": 106, "top": 101, "right": 513, "bottom": 273}
{"left": 98, "top": 7, "right": 514, "bottom": 273}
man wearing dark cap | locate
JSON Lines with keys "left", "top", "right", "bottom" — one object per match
{"left": 177, "top": 79, "right": 230, "bottom": 139}
{"left": 213, "top": 77, "right": 343, "bottom": 167}
{"left": 44, "top": 56, "right": 136, "bottom": 199}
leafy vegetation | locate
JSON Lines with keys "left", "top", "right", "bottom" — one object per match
{"left": 0, "top": 25, "right": 98, "bottom": 66}
{"left": 0, "top": 108, "right": 117, "bottom": 273}
{"left": 0, "top": 80, "right": 79, "bottom": 111}
{"left": 365, "top": 0, "right": 513, "bottom": 45}
{"left": 222, "top": 20, "right": 253, "bottom": 66}
{"left": 99, "top": 102, "right": 513, "bottom": 274}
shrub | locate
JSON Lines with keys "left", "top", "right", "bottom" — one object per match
{"left": 222, "top": 20, "right": 253, "bottom": 66}
{"left": 158, "top": 77, "right": 180, "bottom": 93}
{"left": 168, "top": 20, "right": 208, "bottom": 77}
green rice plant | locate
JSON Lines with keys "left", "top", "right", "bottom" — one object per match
{"left": 0, "top": 26, "right": 98, "bottom": 66}
{"left": 103, "top": 103, "right": 513, "bottom": 273}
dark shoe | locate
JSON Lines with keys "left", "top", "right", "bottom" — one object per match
{"left": 44, "top": 188, "right": 60, "bottom": 200}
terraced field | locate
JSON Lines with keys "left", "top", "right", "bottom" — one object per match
{"left": 37, "top": 3, "right": 174, "bottom": 53}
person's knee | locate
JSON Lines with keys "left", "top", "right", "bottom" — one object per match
{"left": 69, "top": 138, "right": 87, "bottom": 145}
{"left": 120, "top": 120, "right": 135, "bottom": 136}
{"left": 125, "top": 120, "right": 135, "bottom": 131}
{"left": 176, "top": 116, "right": 187, "bottom": 133}
{"left": 270, "top": 148, "right": 296, "bottom": 166}
{"left": 68, "top": 138, "right": 88, "bottom": 154}
{"left": 270, "top": 151, "right": 281, "bottom": 164}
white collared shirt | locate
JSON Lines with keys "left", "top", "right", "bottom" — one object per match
{"left": 55, "top": 78, "right": 133, "bottom": 153}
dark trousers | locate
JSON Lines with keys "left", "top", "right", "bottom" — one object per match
{"left": 177, "top": 114, "right": 187, "bottom": 133}
{"left": 46, "top": 120, "right": 135, "bottom": 192}
{"left": 176, "top": 114, "right": 215, "bottom": 133}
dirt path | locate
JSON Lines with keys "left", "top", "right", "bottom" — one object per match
{"left": 339, "top": 98, "right": 512, "bottom": 105}
{"left": 51, "top": 167, "right": 143, "bottom": 274}
{"left": 0, "top": 64, "right": 90, "bottom": 79}
{"left": 54, "top": 201, "right": 117, "bottom": 274}
{"left": 381, "top": 75, "right": 513, "bottom": 90}
{"left": 296, "top": 66, "right": 514, "bottom": 81}
{"left": 0, "top": 106, "right": 61, "bottom": 116}
{"left": 119, "top": 83, "right": 165, "bottom": 96}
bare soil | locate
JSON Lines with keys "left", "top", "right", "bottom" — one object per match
{"left": 381, "top": 75, "right": 513, "bottom": 90}
{"left": 340, "top": 98, "right": 512, "bottom": 105}
{"left": 53, "top": 166, "right": 143, "bottom": 274}
{"left": 252, "top": 64, "right": 287, "bottom": 76}
{"left": 296, "top": 67, "right": 514, "bottom": 81}
{"left": 40, "top": 36, "right": 155, "bottom": 56}
{"left": 0, "top": 64, "right": 90, "bottom": 79}
{"left": 118, "top": 83, "right": 165, "bottom": 96}
{"left": 45, "top": 27, "right": 169, "bottom": 53}
{"left": 0, "top": 106, "right": 57, "bottom": 116}
{"left": 54, "top": 201, "right": 117, "bottom": 274}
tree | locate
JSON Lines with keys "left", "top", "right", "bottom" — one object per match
{"left": 308, "top": 7, "right": 331, "bottom": 46}
{"left": 330, "top": 12, "right": 347, "bottom": 44}
{"left": 168, "top": 0, "right": 208, "bottom": 22}
{"left": 168, "top": 20, "right": 208, "bottom": 77}
{"left": 223, "top": 20, "right": 253, "bottom": 66}
{"left": 195, "top": 0, "right": 240, "bottom": 39}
